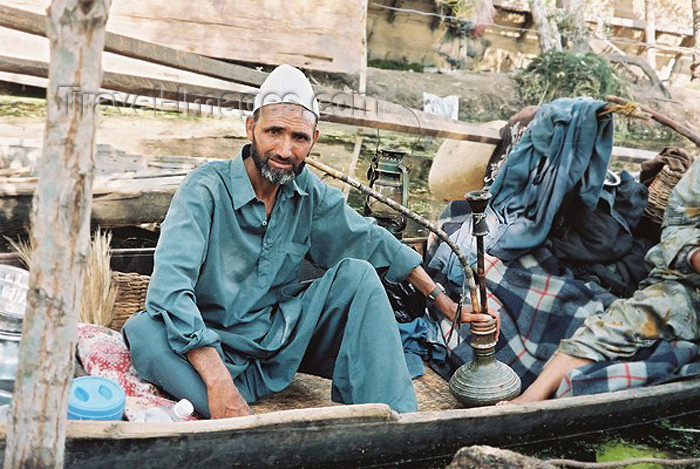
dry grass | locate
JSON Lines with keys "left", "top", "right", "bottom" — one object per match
{"left": 5, "top": 236, "right": 32, "bottom": 269}
{"left": 5, "top": 230, "right": 117, "bottom": 326}
{"left": 81, "top": 229, "right": 117, "bottom": 327}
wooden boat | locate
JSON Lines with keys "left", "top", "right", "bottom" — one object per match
{"left": 0, "top": 139, "right": 213, "bottom": 239}
{"left": 0, "top": 247, "right": 699, "bottom": 467}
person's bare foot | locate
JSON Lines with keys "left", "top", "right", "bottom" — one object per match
{"left": 495, "top": 391, "right": 546, "bottom": 406}
{"left": 494, "top": 353, "right": 594, "bottom": 406}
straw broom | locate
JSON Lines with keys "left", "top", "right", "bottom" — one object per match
{"left": 6, "top": 229, "right": 117, "bottom": 327}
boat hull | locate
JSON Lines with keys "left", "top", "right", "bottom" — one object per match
{"left": 1, "top": 378, "right": 699, "bottom": 468}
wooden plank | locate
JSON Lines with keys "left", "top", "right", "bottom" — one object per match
{"left": 0, "top": 1, "right": 365, "bottom": 75}
{"left": 0, "top": 24, "right": 364, "bottom": 112}
{"left": 611, "top": 145, "right": 658, "bottom": 162}
{"left": 324, "top": 100, "right": 501, "bottom": 144}
{"left": 0, "top": 55, "right": 254, "bottom": 112}
{"left": 0, "top": 179, "right": 182, "bottom": 239}
{"left": 0, "top": 4, "right": 266, "bottom": 88}
{"left": 0, "top": 54, "right": 500, "bottom": 143}
{"left": 0, "top": 58, "right": 664, "bottom": 158}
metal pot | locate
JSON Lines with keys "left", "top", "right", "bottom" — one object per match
{"left": 0, "top": 264, "right": 29, "bottom": 334}
{"left": 0, "top": 330, "right": 20, "bottom": 393}
{"left": 0, "top": 264, "right": 28, "bottom": 398}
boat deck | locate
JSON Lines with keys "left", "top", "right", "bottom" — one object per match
{"left": 251, "top": 366, "right": 460, "bottom": 414}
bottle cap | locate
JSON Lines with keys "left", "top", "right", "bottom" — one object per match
{"left": 68, "top": 376, "right": 125, "bottom": 421}
{"left": 172, "top": 399, "right": 194, "bottom": 420}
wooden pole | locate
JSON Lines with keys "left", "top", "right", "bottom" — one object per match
{"left": 692, "top": 0, "right": 700, "bottom": 80}
{"left": 343, "top": 0, "right": 369, "bottom": 200}
{"left": 645, "top": 0, "right": 656, "bottom": 69}
{"left": 605, "top": 95, "right": 700, "bottom": 147}
{"left": 527, "top": 0, "right": 562, "bottom": 53}
{"left": 3, "top": 0, "right": 111, "bottom": 467}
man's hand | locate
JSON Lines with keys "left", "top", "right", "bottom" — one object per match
{"left": 186, "top": 346, "right": 253, "bottom": 419}
{"left": 405, "top": 266, "right": 501, "bottom": 339}
{"left": 204, "top": 373, "right": 254, "bottom": 419}
{"left": 433, "top": 294, "right": 501, "bottom": 340}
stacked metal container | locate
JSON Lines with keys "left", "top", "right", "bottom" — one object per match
{"left": 0, "top": 265, "right": 29, "bottom": 406}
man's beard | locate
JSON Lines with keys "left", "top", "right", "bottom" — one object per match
{"left": 250, "top": 139, "right": 304, "bottom": 185}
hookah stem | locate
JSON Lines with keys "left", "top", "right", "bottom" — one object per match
{"left": 476, "top": 233, "right": 487, "bottom": 314}
{"left": 305, "top": 157, "right": 481, "bottom": 315}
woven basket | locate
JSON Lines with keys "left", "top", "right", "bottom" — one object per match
{"left": 109, "top": 271, "right": 150, "bottom": 331}
{"left": 644, "top": 165, "right": 684, "bottom": 224}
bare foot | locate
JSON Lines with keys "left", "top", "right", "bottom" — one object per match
{"left": 507, "top": 393, "right": 545, "bottom": 405}
{"left": 495, "top": 391, "right": 547, "bottom": 406}
{"left": 494, "top": 353, "right": 593, "bottom": 406}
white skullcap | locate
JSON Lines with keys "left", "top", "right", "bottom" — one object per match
{"left": 253, "top": 64, "right": 320, "bottom": 119}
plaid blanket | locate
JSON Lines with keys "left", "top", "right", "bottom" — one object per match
{"left": 425, "top": 202, "right": 700, "bottom": 397}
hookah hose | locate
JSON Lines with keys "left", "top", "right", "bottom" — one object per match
{"left": 304, "top": 157, "right": 481, "bottom": 337}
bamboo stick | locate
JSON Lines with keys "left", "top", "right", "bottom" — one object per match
{"left": 605, "top": 95, "right": 700, "bottom": 147}
{"left": 304, "top": 157, "right": 481, "bottom": 316}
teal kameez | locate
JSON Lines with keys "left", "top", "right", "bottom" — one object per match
{"left": 123, "top": 144, "right": 422, "bottom": 416}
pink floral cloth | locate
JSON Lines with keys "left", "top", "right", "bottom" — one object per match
{"left": 76, "top": 323, "right": 200, "bottom": 421}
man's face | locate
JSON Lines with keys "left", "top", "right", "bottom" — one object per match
{"left": 246, "top": 103, "right": 319, "bottom": 185}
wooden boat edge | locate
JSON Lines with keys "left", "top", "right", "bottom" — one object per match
{"left": 1, "top": 377, "right": 698, "bottom": 441}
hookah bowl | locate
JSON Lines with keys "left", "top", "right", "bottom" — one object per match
{"left": 448, "top": 319, "right": 521, "bottom": 407}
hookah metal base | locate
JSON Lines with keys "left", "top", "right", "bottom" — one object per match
{"left": 449, "top": 352, "right": 521, "bottom": 407}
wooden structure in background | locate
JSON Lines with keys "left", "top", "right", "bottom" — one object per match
{"left": 0, "top": 3, "right": 670, "bottom": 242}
{"left": 0, "top": 0, "right": 366, "bottom": 75}
{"left": 368, "top": 0, "right": 696, "bottom": 80}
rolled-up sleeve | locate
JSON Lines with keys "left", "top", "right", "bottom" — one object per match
{"left": 308, "top": 184, "right": 422, "bottom": 283}
{"left": 145, "top": 171, "right": 221, "bottom": 355}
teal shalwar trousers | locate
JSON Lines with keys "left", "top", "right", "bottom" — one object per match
{"left": 124, "top": 258, "right": 418, "bottom": 417}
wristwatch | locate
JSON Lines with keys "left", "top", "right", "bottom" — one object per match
{"left": 427, "top": 283, "right": 446, "bottom": 301}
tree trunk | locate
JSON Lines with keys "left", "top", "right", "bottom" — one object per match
{"left": 645, "top": 0, "right": 656, "bottom": 69}
{"left": 3, "top": 0, "right": 111, "bottom": 468}
{"left": 559, "top": 0, "right": 588, "bottom": 52}
{"left": 692, "top": 0, "right": 700, "bottom": 80}
{"left": 528, "top": 0, "right": 563, "bottom": 53}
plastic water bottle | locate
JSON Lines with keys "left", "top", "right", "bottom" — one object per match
{"left": 143, "top": 399, "right": 194, "bottom": 423}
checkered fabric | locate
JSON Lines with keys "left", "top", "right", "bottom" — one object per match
{"left": 426, "top": 202, "right": 700, "bottom": 397}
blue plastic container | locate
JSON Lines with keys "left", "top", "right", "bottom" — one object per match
{"left": 67, "top": 376, "right": 125, "bottom": 421}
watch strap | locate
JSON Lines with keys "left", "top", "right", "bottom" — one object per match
{"left": 427, "top": 283, "right": 445, "bottom": 301}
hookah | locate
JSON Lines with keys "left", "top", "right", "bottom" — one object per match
{"left": 305, "top": 158, "right": 521, "bottom": 406}
{"left": 448, "top": 190, "right": 520, "bottom": 406}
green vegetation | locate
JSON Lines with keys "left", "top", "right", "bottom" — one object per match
{"left": 367, "top": 59, "right": 423, "bottom": 73}
{"left": 516, "top": 412, "right": 700, "bottom": 467}
{"left": 0, "top": 95, "right": 46, "bottom": 118}
{"left": 596, "top": 441, "right": 667, "bottom": 468}
{"left": 514, "top": 51, "right": 630, "bottom": 105}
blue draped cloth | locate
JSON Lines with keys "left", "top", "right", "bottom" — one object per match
{"left": 487, "top": 98, "right": 614, "bottom": 261}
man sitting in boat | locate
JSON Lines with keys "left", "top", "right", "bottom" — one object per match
{"left": 504, "top": 157, "right": 700, "bottom": 404}
{"left": 123, "top": 64, "right": 494, "bottom": 419}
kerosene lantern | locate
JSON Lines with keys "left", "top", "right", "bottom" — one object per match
{"left": 364, "top": 148, "right": 409, "bottom": 239}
